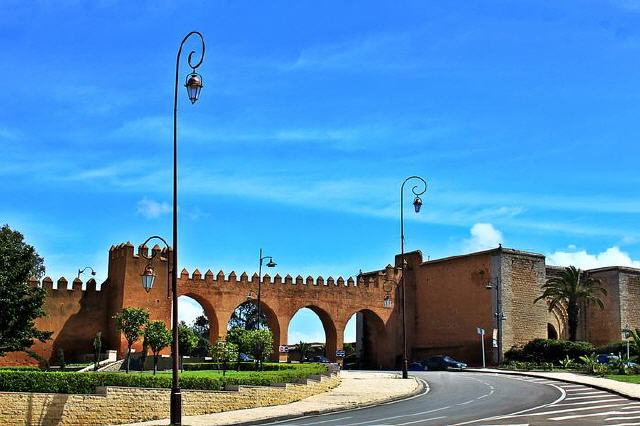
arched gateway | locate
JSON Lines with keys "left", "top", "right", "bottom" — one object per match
{"left": 12, "top": 242, "right": 401, "bottom": 368}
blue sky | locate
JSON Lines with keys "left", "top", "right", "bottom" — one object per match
{"left": 3, "top": 0, "right": 640, "bottom": 344}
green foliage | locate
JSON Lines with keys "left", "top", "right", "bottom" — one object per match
{"left": 53, "top": 348, "right": 65, "bottom": 368}
{"left": 184, "top": 362, "right": 290, "bottom": 372}
{"left": 298, "top": 341, "right": 310, "bottom": 362}
{"left": 178, "top": 321, "right": 199, "bottom": 356}
{"left": 93, "top": 332, "right": 102, "bottom": 371}
{"left": 534, "top": 266, "right": 607, "bottom": 341}
{"left": 559, "top": 355, "right": 574, "bottom": 369}
{"left": 504, "top": 339, "right": 594, "bottom": 364}
{"left": 210, "top": 340, "right": 239, "bottom": 376}
{"left": 144, "top": 321, "right": 172, "bottom": 375}
{"left": 0, "top": 363, "right": 329, "bottom": 394}
{"left": 596, "top": 341, "right": 638, "bottom": 357}
{"left": 0, "top": 225, "right": 51, "bottom": 356}
{"left": 113, "top": 307, "right": 150, "bottom": 373}
{"left": 228, "top": 301, "right": 267, "bottom": 330}
{"left": 244, "top": 329, "right": 274, "bottom": 365}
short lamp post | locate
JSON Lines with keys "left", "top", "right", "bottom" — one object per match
{"left": 400, "top": 176, "right": 427, "bottom": 379}
{"left": 485, "top": 274, "right": 506, "bottom": 365}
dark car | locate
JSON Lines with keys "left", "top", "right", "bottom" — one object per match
{"left": 408, "top": 362, "right": 425, "bottom": 371}
{"left": 307, "top": 355, "right": 331, "bottom": 363}
{"left": 423, "top": 355, "right": 467, "bottom": 371}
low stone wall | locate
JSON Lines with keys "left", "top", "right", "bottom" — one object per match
{"left": 0, "top": 374, "right": 340, "bottom": 425}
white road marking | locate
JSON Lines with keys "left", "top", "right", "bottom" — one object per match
{"left": 343, "top": 407, "right": 452, "bottom": 426}
{"left": 394, "top": 416, "right": 446, "bottom": 425}
{"left": 606, "top": 423, "right": 640, "bottom": 426}
{"left": 301, "top": 416, "right": 353, "bottom": 425}
{"left": 569, "top": 390, "right": 609, "bottom": 396}
{"left": 456, "top": 400, "right": 475, "bottom": 406}
{"left": 557, "top": 398, "right": 627, "bottom": 406}
{"left": 510, "top": 402, "right": 640, "bottom": 417}
{"left": 551, "top": 410, "right": 640, "bottom": 421}
{"left": 565, "top": 394, "right": 619, "bottom": 400}
{"left": 607, "top": 415, "right": 640, "bottom": 421}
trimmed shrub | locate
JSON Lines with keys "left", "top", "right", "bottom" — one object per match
{"left": 183, "top": 362, "right": 293, "bottom": 372}
{"left": 596, "top": 341, "right": 638, "bottom": 357}
{"left": 0, "top": 364, "right": 328, "bottom": 394}
{"left": 504, "top": 339, "right": 594, "bottom": 364}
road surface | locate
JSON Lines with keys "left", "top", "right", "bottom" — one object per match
{"left": 267, "top": 371, "right": 640, "bottom": 425}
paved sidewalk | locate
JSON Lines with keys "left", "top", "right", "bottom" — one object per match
{"left": 122, "top": 371, "right": 424, "bottom": 426}
{"left": 468, "top": 368, "right": 640, "bottom": 400}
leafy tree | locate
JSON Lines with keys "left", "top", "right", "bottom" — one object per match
{"left": 113, "top": 307, "right": 149, "bottom": 373}
{"left": 93, "top": 332, "right": 102, "bottom": 371}
{"left": 178, "top": 321, "right": 199, "bottom": 371}
{"left": 0, "top": 225, "right": 51, "bottom": 356}
{"left": 144, "top": 320, "right": 172, "bottom": 375}
{"left": 534, "top": 266, "right": 607, "bottom": 341}
{"left": 629, "top": 328, "right": 640, "bottom": 359}
{"left": 227, "top": 327, "right": 250, "bottom": 370}
{"left": 210, "top": 339, "right": 239, "bottom": 376}
{"left": 192, "top": 315, "right": 209, "bottom": 338}
{"left": 245, "top": 329, "right": 274, "bottom": 369}
{"left": 228, "top": 301, "right": 267, "bottom": 330}
{"left": 298, "top": 341, "right": 310, "bottom": 363}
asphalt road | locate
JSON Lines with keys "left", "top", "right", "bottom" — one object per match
{"left": 266, "top": 371, "right": 640, "bottom": 426}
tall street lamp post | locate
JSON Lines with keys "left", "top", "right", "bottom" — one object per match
{"left": 166, "top": 31, "right": 205, "bottom": 426}
{"left": 255, "top": 249, "right": 276, "bottom": 368}
{"left": 256, "top": 248, "right": 277, "bottom": 331}
{"left": 400, "top": 176, "right": 427, "bottom": 379}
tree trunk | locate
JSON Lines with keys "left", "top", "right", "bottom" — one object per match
{"left": 153, "top": 353, "right": 158, "bottom": 375}
{"left": 126, "top": 345, "right": 132, "bottom": 373}
{"left": 568, "top": 301, "right": 579, "bottom": 342}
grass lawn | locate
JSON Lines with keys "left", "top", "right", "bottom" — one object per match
{"left": 606, "top": 375, "right": 640, "bottom": 384}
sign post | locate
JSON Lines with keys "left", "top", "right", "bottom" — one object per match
{"left": 477, "top": 327, "right": 486, "bottom": 368}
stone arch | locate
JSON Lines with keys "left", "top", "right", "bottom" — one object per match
{"left": 179, "top": 292, "right": 219, "bottom": 344}
{"left": 547, "top": 323, "right": 558, "bottom": 340}
{"left": 227, "top": 299, "right": 282, "bottom": 361}
{"left": 343, "top": 308, "right": 387, "bottom": 369}
{"left": 289, "top": 305, "right": 338, "bottom": 362}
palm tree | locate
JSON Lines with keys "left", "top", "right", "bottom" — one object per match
{"left": 534, "top": 266, "right": 607, "bottom": 341}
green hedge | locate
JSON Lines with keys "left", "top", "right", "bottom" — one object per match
{"left": 183, "top": 362, "right": 293, "bottom": 372}
{"left": 0, "top": 364, "right": 328, "bottom": 394}
{"left": 505, "top": 339, "right": 594, "bottom": 364}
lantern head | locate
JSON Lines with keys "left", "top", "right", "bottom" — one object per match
{"left": 413, "top": 195, "right": 423, "bottom": 213}
{"left": 185, "top": 72, "right": 203, "bottom": 104}
{"left": 141, "top": 264, "right": 156, "bottom": 293}
{"left": 266, "top": 258, "right": 277, "bottom": 268}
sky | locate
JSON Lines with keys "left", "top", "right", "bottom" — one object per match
{"left": 3, "top": 0, "right": 640, "bottom": 344}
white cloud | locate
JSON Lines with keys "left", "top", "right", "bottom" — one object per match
{"left": 463, "top": 223, "right": 503, "bottom": 253}
{"left": 136, "top": 198, "right": 171, "bottom": 219}
{"left": 178, "top": 296, "right": 205, "bottom": 324}
{"left": 547, "top": 246, "right": 640, "bottom": 269}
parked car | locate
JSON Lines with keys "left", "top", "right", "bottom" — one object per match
{"left": 597, "top": 353, "right": 637, "bottom": 367}
{"left": 408, "top": 362, "right": 425, "bottom": 371}
{"left": 306, "top": 355, "right": 331, "bottom": 363}
{"left": 423, "top": 355, "right": 467, "bottom": 371}
{"left": 239, "top": 353, "right": 254, "bottom": 362}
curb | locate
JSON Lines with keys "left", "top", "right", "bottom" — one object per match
{"left": 466, "top": 368, "right": 640, "bottom": 403}
{"left": 219, "top": 376, "right": 427, "bottom": 426}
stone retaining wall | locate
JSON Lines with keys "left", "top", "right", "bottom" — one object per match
{"left": 0, "top": 374, "right": 340, "bottom": 425}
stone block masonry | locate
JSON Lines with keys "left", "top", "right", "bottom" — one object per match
{"left": 0, "top": 374, "right": 340, "bottom": 425}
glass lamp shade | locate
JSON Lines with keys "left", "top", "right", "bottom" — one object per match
{"left": 141, "top": 265, "right": 156, "bottom": 293}
{"left": 185, "top": 73, "right": 203, "bottom": 104}
{"left": 413, "top": 196, "right": 423, "bottom": 213}
{"left": 266, "top": 259, "right": 277, "bottom": 268}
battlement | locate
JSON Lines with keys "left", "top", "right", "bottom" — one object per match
{"left": 110, "top": 241, "right": 401, "bottom": 292}
{"left": 31, "top": 276, "right": 102, "bottom": 293}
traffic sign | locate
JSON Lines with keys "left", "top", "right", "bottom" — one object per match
{"left": 336, "top": 349, "right": 346, "bottom": 358}
{"left": 279, "top": 345, "right": 289, "bottom": 353}
{"left": 476, "top": 327, "right": 485, "bottom": 336}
